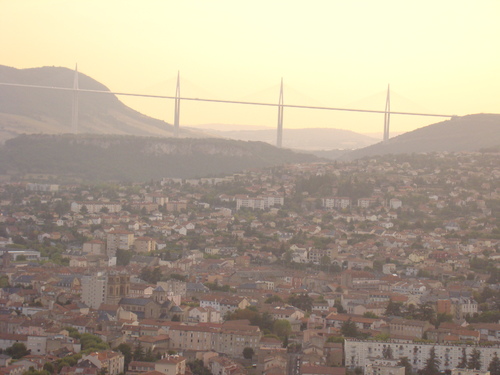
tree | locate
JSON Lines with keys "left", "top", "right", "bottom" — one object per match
{"left": 468, "top": 348, "right": 481, "bottom": 370}
{"left": 273, "top": 319, "right": 291, "bottom": 338}
{"left": 144, "top": 348, "right": 156, "bottom": 362}
{"left": 265, "top": 295, "right": 283, "bottom": 304}
{"left": 54, "top": 200, "right": 70, "bottom": 216}
{"left": 435, "top": 313, "right": 453, "bottom": 328}
{"left": 334, "top": 299, "right": 346, "bottom": 314}
{"left": 488, "top": 352, "right": 500, "bottom": 375}
{"left": 117, "top": 343, "right": 133, "bottom": 369}
{"left": 398, "top": 357, "right": 413, "bottom": 375}
{"left": 340, "top": 318, "right": 359, "bottom": 338}
{"left": 140, "top": 266, "right": 162, "bottom": 283}
{"left": 416, "top": 302, "right": 435, "bottom": 323}
{"left": 116, "top": 249, "right": 133, "bottom": 266}
{"left": 0, "top": 275, "right": 9, "bottom": 288}
{"left": 22, "top": 370, "right": 50, "bottom": 375}
{"left": 385, "top": 301, "right": 402, "bottom": 316}
{"left": 320, "top": 255, "right": 331, "bottom": 268}
{"left": 382, "top": 345, "right": 393, "bottom": 359}
{"left": 363, "top": 312, "right": 379, "bottom": 319}
{"left": 79, "top": 333, "right": 109, "bottom": 353}
{"left": 42, "top": 363, "right": 55, "bottom": 374}
{"left": 133, "top": 343, "right": 145, "bottom": 361}
{"left": 243, "top": 347, "right": 254, "bottom": 359}
{"left": 421, "top": 347, "right": 440, "bottom": 375}
{"left": 287, "top": 293, "right": 313, "bottom": 312}
{"left": 187, "top": 359, "right": 212, "bottom": 375}
{"left": 326, "top": 336, "right": 345, "bottom": 343}
{"left": 5, "top": 342, "right": 30, "bottom": 359}
{"left": 457, "top": 348, "right": 468, "bottom": 369}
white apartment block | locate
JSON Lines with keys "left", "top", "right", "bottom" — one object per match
{"left": 345, "top": 339, "right": 500, "bottom": 372}
{"left": 390, "top": 281, "right": 427, "bottom": 295}
{"left": 236, "top": 195, "right": 284, "bottom": 210}
{"left": 389, "top": 199, "right": 403, "bottom": 210}
{"left": 364, "top": 359, "right": 405, "bottom": 375}
{"left": 452, "top": 369, "right": 490, "bottom": 375}
{"left": 106, "top": 230, "right": 134, "bottom": 256}
{"left": 322, "top": 197, "right": 351, "bottom": 209}
{"left": 81, "top": 273, "right": 107, "bottom": 309}
{"left": 358, "top": 198, "right": 378, "bottom": 208}
{"left": 26, "top": 183, "right": 59, "bottom": 192}
{"left": 71, "top": 201, "right": 122, "bottom": 214}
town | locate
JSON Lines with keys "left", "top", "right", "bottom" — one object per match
{"left": 0, "top": 151, "right": 499, "bottom": 375}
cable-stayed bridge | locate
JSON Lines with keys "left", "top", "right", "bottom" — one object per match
{"left": 0, "top": 66, "right": 456, "bottom": 147}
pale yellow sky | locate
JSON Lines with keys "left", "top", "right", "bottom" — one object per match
{"left": 1, "top": 0, "right": 499, "bottom": 134}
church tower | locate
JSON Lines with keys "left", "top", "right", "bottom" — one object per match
{"left": 106, "top": 272, "right": 130, "bottom": 305}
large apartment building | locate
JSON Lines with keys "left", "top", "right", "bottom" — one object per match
{"left": 235, "top": 195, "right": 284, "bottom": 210}
{"left": 142, "top": 321, "right": 261, "bottom": 358}
{"left": 106, "top": 229, "right": 134, "bottom": 257}
{"left": 81, "top": 272, "right": 130, "bottom": 308}
{"left": 81, "top": 273, "right": 108, "bottom": 309}
{"left": 322, "top": 197, "right": 351, "bottom": 209}
{"left": 71, "top": 201, "right": 122, "bottom": 214}
{"left": 345, "top": 339, "right": 500, "bottom": 372}
{"left": 81, "top": 350, "right": 124, "bottom": 375}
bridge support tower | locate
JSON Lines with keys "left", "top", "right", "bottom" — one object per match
{"left": 71, "top": 64, "right": 79, "bottom": 134}
{"left": 276, "top": 78, "right": 284, "bottom": 148}
{"left": 174, "top": 71, "right": 181, "bottom": 137}
{"left": 383, "top": 84, "right": 390, "bottom": 142}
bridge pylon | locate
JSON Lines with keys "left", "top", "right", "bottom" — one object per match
{"left": 276, "top": 78, "right": 284, "bottom": 148}
{"left": 174, "top": 71, "right": 181, "bottom": 137}
{"left": 383, "top": 84, "right": 390, "bottom": 142}
{"left": 71, "top": 64, "right": 79, "bottom": 134}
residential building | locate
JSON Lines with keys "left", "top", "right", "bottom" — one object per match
{"left": 154, "top": 355, "right": 186, "bottom": 375}
{"left": 81, "top": 273, "right": 107, "bottom": 309}
{"left": 80, "top": 350, "right": 124, "bottom": 375}
{"left": 106, "top": 230, "right": 134, "bottom": 256}
{"left": 345, "top": 339, "right": 500, "bottom": 372}
{"left": 134, "top": 237, "right": 157, "bottom": 253}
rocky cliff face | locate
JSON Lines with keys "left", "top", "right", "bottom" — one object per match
{"left": 36, "top": 134, "right": 267, "bottom": 157}
{"left": 0, "top": 134, "right": 319, "bottom": 181}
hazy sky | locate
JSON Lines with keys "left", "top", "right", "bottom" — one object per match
{"left": 1, "top": 0, "right": 499, "bottom": 134}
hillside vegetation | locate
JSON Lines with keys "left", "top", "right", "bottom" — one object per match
{"left": 0, "top": 134, "right": 319, "bottom": 181}
{"left": 343, "top": 114, "right": 500, "bottom": 159}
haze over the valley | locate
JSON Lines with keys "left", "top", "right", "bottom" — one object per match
{"left": 1, "top": 1, "right": 499, "bottom": 137}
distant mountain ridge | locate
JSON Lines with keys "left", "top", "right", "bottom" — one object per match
{"left": 342, "top": 114, "right": 500, "bottom": 160}
{"left": 0, "top": 134, "right": 319, "bottom": 181}
{"left": 197, "top": 127, "right": 378, "bottom": 150}
{"left": 0, "top": 65, "right": 206, "bottom": 141}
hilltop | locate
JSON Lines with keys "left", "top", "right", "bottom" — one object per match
{"left": 343, "top": 113, "right": 500, "bottom": 159}
{"left": 0, "top": 134, "right": 319, "bottom": 182}
{"left": 0, "top": 65, "right": 206, "bottom": 141}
